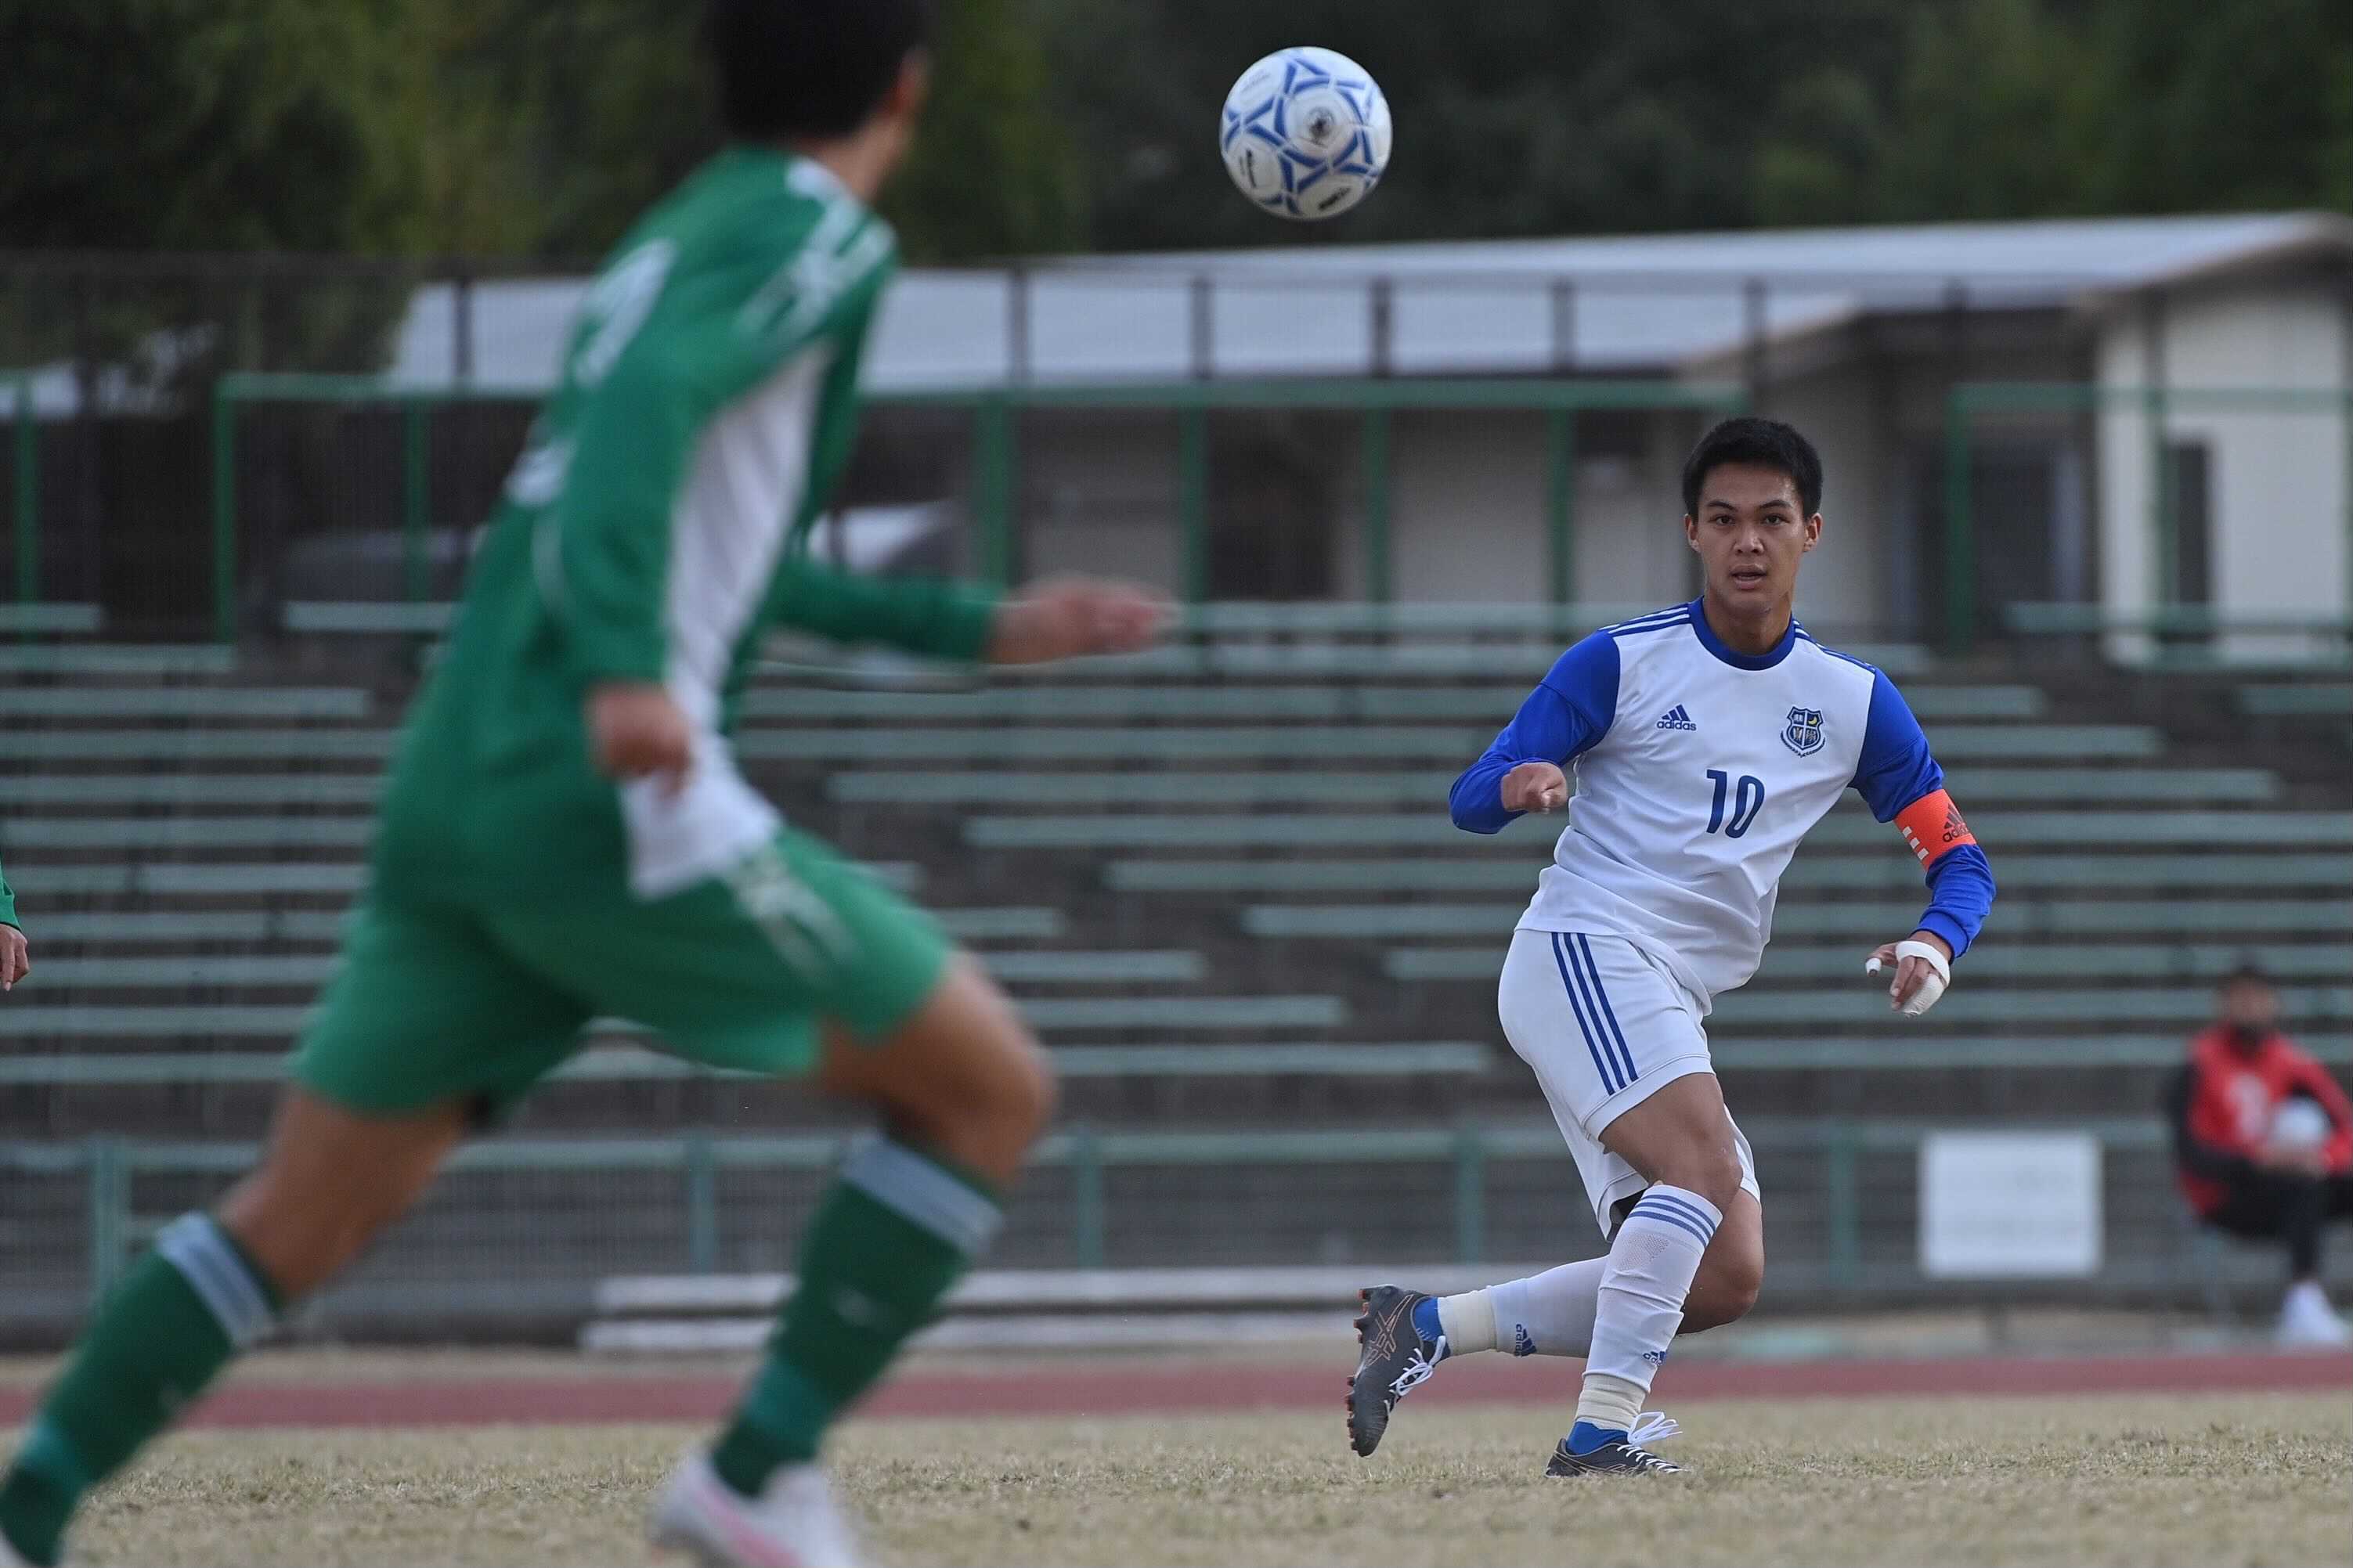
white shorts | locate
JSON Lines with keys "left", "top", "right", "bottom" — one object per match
{"left": 1498, "top": 928, "right": 1760, "bottom": 1235}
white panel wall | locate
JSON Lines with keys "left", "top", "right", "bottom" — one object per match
{"left": 2096, "top": 282, "right": 2351, "bottom": 658}
{"left": 1758, "top": 368, "right": 1892, "bottom": 635}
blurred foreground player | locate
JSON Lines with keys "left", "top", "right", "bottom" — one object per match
{"left": 0, "top": 847, "right": 27, "bottom": 993}
{"left": 0, "top": 5, "right": 1163, "bottom": 1566}
{"left": 1348, "top": 419, "right": 1998, "bottom": 1475}
{"left": 2167, "top": 962, "right": 2353, "bottom": 1347}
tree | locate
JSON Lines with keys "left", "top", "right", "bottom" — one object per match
{"left": 0, "top": 0, "right": 431, "bottom": 254}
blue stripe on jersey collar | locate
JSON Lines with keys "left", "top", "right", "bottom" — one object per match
{"left": 1685, "top": 596, "right": 1800, "bottom": 670}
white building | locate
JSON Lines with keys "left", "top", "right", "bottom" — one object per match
{"left": 391, "top": 213, "right": 2353, "bottom": 643}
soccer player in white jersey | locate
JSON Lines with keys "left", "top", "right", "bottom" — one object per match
{"left": 1347, "top": 417, "right": 1998, "bottom": 1476}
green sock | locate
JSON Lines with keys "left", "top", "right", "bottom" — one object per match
{"left": 710, "top": 1137, "right": 1002, "bottom": 1497}
{"left": 0, "top": 1215, "right": 280, "bottom": 1567}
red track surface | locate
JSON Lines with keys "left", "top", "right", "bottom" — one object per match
{"left": 2, "top": 1351, "right": 2344, "bottom": 1431}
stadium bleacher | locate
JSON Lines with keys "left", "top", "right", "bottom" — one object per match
{"left": 2, "top": 619, "right": 2348, "bottom": 1319}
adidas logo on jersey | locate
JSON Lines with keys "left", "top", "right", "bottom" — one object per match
{"left": 1655, "top": 704, "right": 1697, "bottom": 731}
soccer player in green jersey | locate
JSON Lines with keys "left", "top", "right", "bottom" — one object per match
{"left": 0, "top": 4, "right": 1163, "bottom": 1564}
{"left": 0, "top": 849, "right": 27, "bottom": 992}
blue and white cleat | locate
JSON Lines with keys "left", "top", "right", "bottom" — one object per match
{"left": 650, "top": 1453, "right": 862, "bottom": 1568}
{"left": 1347, "top": 1284, "right": 1449, "bottom": 1457}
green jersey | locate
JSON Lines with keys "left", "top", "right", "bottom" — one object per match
{"left": 376, "top": 147, "right": 997, "bottom": 903}
{"left": 0, "top": 848, "right": 16, "bottom": 929}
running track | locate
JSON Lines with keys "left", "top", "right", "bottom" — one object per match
{"left": 2, "top": 1352, "right": 2344, "bottom": 1430}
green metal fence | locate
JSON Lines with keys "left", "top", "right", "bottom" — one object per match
{"left": 207, "top": 373, "right": 1749, "bottom": 645}
{"left": 0, "top": 1116, "right": 2316, "bottom": 1340}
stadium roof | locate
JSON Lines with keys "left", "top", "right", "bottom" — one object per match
{"left": 390, "top": 211, "right": 2351, "bottom": 394}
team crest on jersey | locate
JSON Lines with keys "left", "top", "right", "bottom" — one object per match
{"left": 1781, "top": 705, "right": 1826, "bottom": 756}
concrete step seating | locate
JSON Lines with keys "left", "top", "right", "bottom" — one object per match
{"left": 970, "top": 809, "right": 2353, "bottom": 851}
{"left": 8, "top": 863, "right": 922, "bottom": 899}
{"left": 833, "top": 765, "right": 2280, "bottom": 808}
{"left": 3, "top": 623, "right": 2348, "bottom": 1123}
{"left": 1382, "top": 942, "right": 2351, "bottom": 984}
{"left": 0, "top": 1040, "right": 1491, "bottom": 1089}
{"left": 2236, "top": 682, "right": 2351, "bottom": 717}
{"left": 31, "top": 947, "right": 1206, "bottom": 990}
{"left": 1, "top": 994, "right": 1352, "bottom": 1040}
{"left": 0, "top": 643, "right": 236, "bottom": 674}
{"left": 0, "top": 686, "right": 374, "bottom": 719}
{"left": 0, "top": 761, "right": 2282, "bottom": 813}
{"left": 744, "top": 683, "right": 2044, "bottom": 724}
{"left": 24, "top": 905, "right": 1068, "bottom": 947}
{"left": 1106, "top": 852, "right": 2353, "bottom": 895}
{"left": 1243, "top": 899, "right": 2353, "bottom": 939}
{"left": 763, "top": 723, "right": 2166, "bottom": 762}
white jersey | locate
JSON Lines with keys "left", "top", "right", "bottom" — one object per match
{"left": 1449, "top": 600, "right": 1985, "bottom": 1008}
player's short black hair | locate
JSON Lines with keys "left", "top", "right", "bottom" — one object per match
{"left": 1681, "top": 417, "right": 1824, "bottom": 518}
{"left": 702, "top": 0, "right": 933, "bottom": 141}
{"left": 2219, "top": 959, "right": 2272, "bottom": 991}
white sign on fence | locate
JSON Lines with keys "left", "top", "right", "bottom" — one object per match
{"left": 1918, "top": 1131, "right": 2103, "bottom": 1279}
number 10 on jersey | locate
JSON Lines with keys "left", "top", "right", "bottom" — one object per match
{"left": 1705, "top": 770, "right": 1766, "bottom": 838}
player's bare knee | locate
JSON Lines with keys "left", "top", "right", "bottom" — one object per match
{"left": 1653, "top": 1150, "right": 1746, "bottom": 1214}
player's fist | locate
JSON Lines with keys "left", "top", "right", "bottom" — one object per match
{"left": 1864, "top": 931, "right": 1953, "bottom": 1015}
{"left": 0, "top": 925, "right": 27, "bottom": 992}
{"left": 587, "top": 682, "right": 694, "bottom": 795}
{"left": 987, "top": 578, "right": 1173, "bottom": 665}
{"left": 1501, "top": 761, "right": 1568, "bottom": 813}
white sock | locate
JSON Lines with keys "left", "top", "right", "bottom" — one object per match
{"left": 1467, "top": 1258, "right": 1607, "bottom": 1357}
{"left": 1434, "top": 1291, "right": 1496, "bottom": 1354}
{"left": 1575, "top": 1184, "right": 1720, "bottom": 1433}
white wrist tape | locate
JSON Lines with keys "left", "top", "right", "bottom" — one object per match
{"left": 1864, "top": 939, "right": 1951, "bottom": 1018}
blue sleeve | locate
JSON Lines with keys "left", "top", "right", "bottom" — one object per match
{"left": 1853, "top": 669, "right": 1996, "bottom": 960}
{"left": 1448, "top": 633, "right": 1619, "bottom": 834}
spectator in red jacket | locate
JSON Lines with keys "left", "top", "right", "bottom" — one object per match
{"left": 2166, "top": 962, "right": 2353, "bottom": 1346}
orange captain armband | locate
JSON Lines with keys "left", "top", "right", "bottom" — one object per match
{"left": 1894, "top": 788, "right": 1976, "bottom": 867}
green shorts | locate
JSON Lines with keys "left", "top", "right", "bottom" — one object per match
{"left": 291, "top": 827, "right": 952, "bottom": 1118}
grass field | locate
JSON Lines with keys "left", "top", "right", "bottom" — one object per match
{"left": 48, "top": 1393, "right": 2351, "bottom": 1567}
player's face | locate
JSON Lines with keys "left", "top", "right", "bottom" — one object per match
{"left": 2221, "top": 979, "right": 2278, "bottom": 1034}
{"left": 1684, "top": 463, "right": 1821, "bottom": 608}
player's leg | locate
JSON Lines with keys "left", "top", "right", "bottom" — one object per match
{"left": 505, "top": 829, "right": 1049, "bottom": 1552}
{"left": 2206, "top": 1166, "right": 2351, "bottom": 1345}
{"left": 0, "top": 897, "right": 583, "bottom": 1567}
{"left": 1349, "top": 932, "right": 1762, "bottom": 1461}
{"left": 698, "top": 957, "right": 1052, "bottom": 1496}
{"left": 1517, "top": 932, "right": 1754, "bottom": 1473}
{"left": 1428, "top": 1139, "right": 1762, "bottom": 1361}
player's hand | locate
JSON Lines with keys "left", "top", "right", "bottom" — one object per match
{"left": 987, "top": 578, "right": 1172, "bottom": 665}
{"left": 0, "top": 925, "right": 26, "bottom": 992}
{"left": 1501, "top": 761, "right": 1568, "bottom": 813}
{"left": 586, "top": 682, "right": 694, "bottom": 796}
{"left": 1865, "top": 930, "right": 1952, "bottom": 1015}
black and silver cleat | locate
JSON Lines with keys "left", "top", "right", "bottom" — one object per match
{"left": 1345, "top": 1284, "right": 1444, "bottom": 1458}
{"left": 1544, "top": 1417, "right": 1686, "bottom": 1477}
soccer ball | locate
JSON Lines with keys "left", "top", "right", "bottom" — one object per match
{"left": 2270, "top": 1097, "right": 2333, "bottom": 1153}
{"left": 1219, "top": 47, "right": 1392, "bottom": 221}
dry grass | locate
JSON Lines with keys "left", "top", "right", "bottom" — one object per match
{"left": 48, "top": 1393, "right": 2352, "bottom": 1567}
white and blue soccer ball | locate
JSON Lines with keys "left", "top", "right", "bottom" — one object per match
{"left": 1219, "top": 47, "right": 1391, "bottom": 221}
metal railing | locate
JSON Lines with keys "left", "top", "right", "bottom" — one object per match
{"left": 208, "top": 373, "right": 1751, "bottom": 643}
{"left": 0, "top": 1117, "right": 2304, "bottom": 1342}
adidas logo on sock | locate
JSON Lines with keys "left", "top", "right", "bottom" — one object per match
{"left": 1656, "top": 704, "right": 1697, "bottom": 731}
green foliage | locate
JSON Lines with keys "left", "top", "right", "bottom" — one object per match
{"left": 3, "top": 0, "right": 2348, "bottom": 265}
{"left": 0, "top": 0, "right": 431, "bottom": 253}
{"left": 883, "top": 0, "right": 1085, "bottom": 261}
